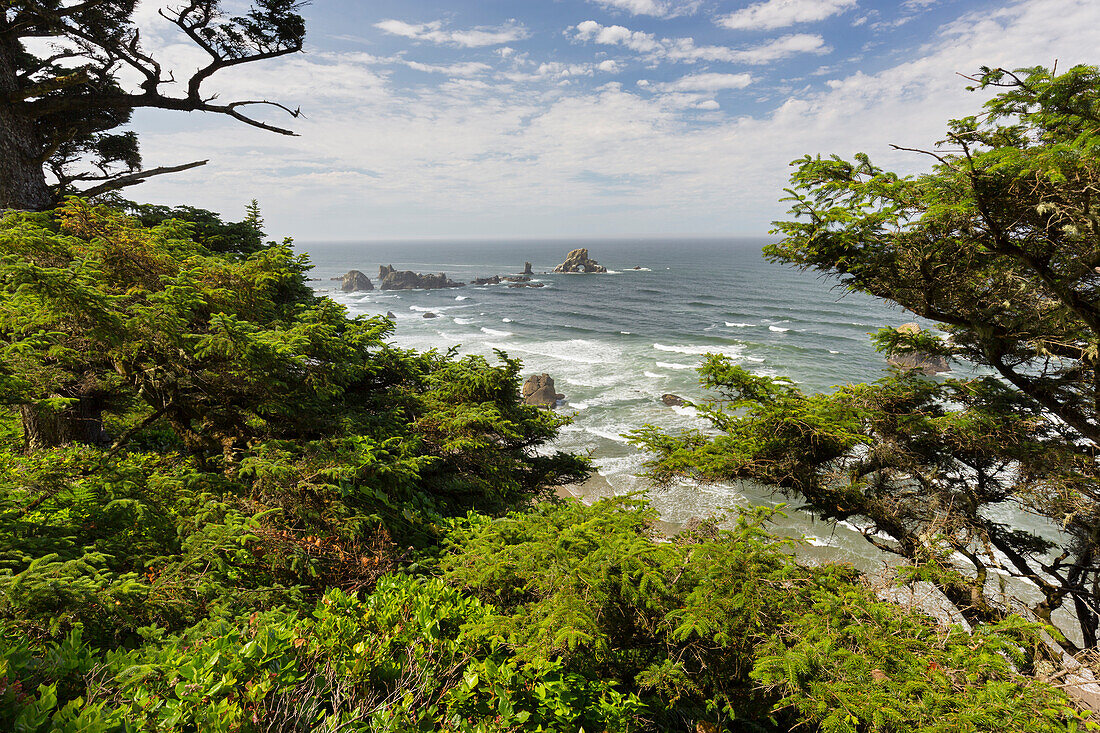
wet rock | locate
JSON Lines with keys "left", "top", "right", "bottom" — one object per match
{"left": 340, "top": 270, "right": 374, "bottom": 292}
{"left": 887, "top": 322, "right": 950, "bottom": 375}
{"left": 522, "top": 373, "right": 564, "bottom": 407}
{"left": 508, "top": 281, "right": 545, "bottom": 288}
{"left": 472, "top": 275, "right": 502, "bottom": 286}
{"left": 422, "top": 312, "right": 438, "bottom": 319}
{"left": 678, "top": 516, "right": 719, "bottom": 544}
{"left": 385, "top": 311, "right": 396, "bottom": 319}
{"left": 661, "top": 394, "right": 686, "bottom": 407}
{"left": 378, "top": 265, "right": 464, "bottom": 290}
{"left": 553, "top": 248, "right": 607, "bottom": 273}
{"left": 523, "top": 261, "right": 533, "bottom": 275}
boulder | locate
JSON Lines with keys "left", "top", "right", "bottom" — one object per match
{"left": 422, "top": 312, "right": 438, "bottom": 319}
{"left": 678, "top": 516, "right": 719, "bottom": 545}
{"left": 385, "top": 311, "right": 396, "bottom": 319}
{"left": 661, "top": 394, "right": 686, "bottom": 407}
{"left": 887, "top": 322, "right": 950, "bottom": 375}
{"left": 501, "top": 275, "right": 530, "bottom": 282}
{"left": 523, "top": 261, "right": 533, "bottom": 275}
{"left": 378, "top": 265, "right": 464, "bottom": 290}
{"left": 509, "top": 281, "right": 545, "bottom": 288}
{"left": 522, "top": 374, "right": 564, "bottom": 407}
{"left": 340, "top": 270, "right": 374, "bottom": 292}
{"left": 553, "top": 248, "right": 608, "bottom": 273}
{"left": 472, "top": 275, "right": 502, "bottom": 286}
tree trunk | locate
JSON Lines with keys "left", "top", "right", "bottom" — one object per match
{"left": 0, "top": 35, "right": 52, "bottom": 211}
{"left": 20, "top": 396, "right": 107, "bottom": 452}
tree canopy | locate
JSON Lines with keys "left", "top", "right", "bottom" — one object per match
{"left": 0, "top": 1, "right": 306, "bottom": 210}
{"left": 632, "top": 65, "right": 1100, "bottom": 655}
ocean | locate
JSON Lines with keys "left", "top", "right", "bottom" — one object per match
{"left": 300, "top": 238, "right": 929, "bottom": 570}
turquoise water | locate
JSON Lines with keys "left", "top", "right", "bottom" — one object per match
{"left": 301, "top": 238, "right": 922, "bottom": 566}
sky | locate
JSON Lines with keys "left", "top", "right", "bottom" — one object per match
{"left": 122, "top": 0, "right": 1100, "bottom": 241}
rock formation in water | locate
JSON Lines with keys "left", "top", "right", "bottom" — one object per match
{"left": 472, "top": 275, "right": 502, "bottom": 286}
{"left": 887, "top": 323, "right": 950, "bottom": 375}
{"left": 340, "top": 270, "right": 374, "bottom": 292}
{"left": 385, "top": 311, "right": 396, "bottom": 319}
{"left": 661, "top": 394, "right": 686, "bottom": 407}
{"left": 523, "top": 262, "right": 533, "bottom": 275}
{"left": 509, "top": 281, "right": 545, "bottom": 288}
{"left": 422, "top": 312, "right": 438, "bottom": 319}
{"left": 522, "top": 374, "right": 564, "bottom": 407}
{"left": 553, "top": 248, "right": 607, "bottom": 273}
{"left": 378, "top": 265, "right": 464, "bottom": 290}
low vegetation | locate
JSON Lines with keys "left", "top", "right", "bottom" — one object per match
{"left": 3, "top": 63, "right": 1100, "bottom": 731}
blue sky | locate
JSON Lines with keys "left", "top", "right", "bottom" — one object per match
{"left": 124, "top": 0, "right": 1100, "bottom": 240}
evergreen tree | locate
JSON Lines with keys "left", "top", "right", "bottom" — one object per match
{"left": 632, "top": 65, "right": 1100, "bottom": 653}
{"left": 0, "top": 1, "right": 306, "bottom": 211}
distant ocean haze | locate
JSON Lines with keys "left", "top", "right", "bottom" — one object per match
{"left": 303, "top": 238, "right": 917, "bottom": 564}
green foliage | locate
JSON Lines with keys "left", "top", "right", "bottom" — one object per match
{"left": 633, "top": 64, "right": 1100, "bottom": 653}
{"left": 0, "top": 197, "right": 1088, "bottom": 731}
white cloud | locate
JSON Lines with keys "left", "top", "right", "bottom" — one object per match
{"left": 403, "top": 61, "right": 492, "bottom": 77}
{"left": 374, "top": 19, "right": 529, "bottom": 47}
{"left": 654, "top": 72, "right": 753, "bottom": 92}
{"left": 588, "top": 0, "right": 702, "bottom": 17}
{"left": 573, "top": 21, "right": 827, "bottom": 64}
{"left": 716, "top": 0, "right": 858, "bottom": 30}
{"left": 124, "top": 0, "right": 1100, "bottom": 240}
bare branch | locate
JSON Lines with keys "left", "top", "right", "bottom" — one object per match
{"left": 76, "top": 159, "right": 209, "bottom": 198}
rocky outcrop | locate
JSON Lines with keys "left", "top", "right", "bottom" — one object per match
{"left": 385, "top": 311, "right": 396, "bottom": 319}
{"left": 422, "top": 312, "right": 438, "bottom": 319}
{"left": 523, "top": 262, "right": 533, "bottom": 275}
{"left": 509, "top": 281, "right": 545, "bottom": 288}
{"left": 661, "top": 394, "right": 686, "bottom": 407}
{"left": 378, "top": 265, "right": 464, "bottom": 290}
{"left": 554, "top": 248, "right": 607, "bottom": 273}
{"left": 340, "top": 270, "right": 374, "bottom": 292}
{"left": 522, "top": 374, "right": 564, "bottom": 407}
{"left": 677, "top": 516, "right": 719, "bottom": 545}
{"left": 472, "top": 275, "right": 502, "bottom": 286}
{"left": 887, "top": 323, "right": 950, "bottom": 375}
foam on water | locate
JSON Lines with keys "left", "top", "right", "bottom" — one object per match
{"left": 655, "top": 361, "right": 695, "bottom": 370}
{"left": 502, "top": 318, "right": 513, "bottom": 323}
{"left": 453, "top": 317, "right": 475, "bottom": 325}
{"left": 725, "top": 322, "right": 755, "bottom": 328}
{"left": 769, "top": 326, "right": 790, "bottom": 333}
{"left": 480, "top": 327, "right": 513, "bottom": 337}
{"left": 654, "top": 343, "right": 713, "bottom": 354}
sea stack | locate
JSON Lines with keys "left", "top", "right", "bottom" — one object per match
{"left": 378, "top": 265, "right": 464, "bottom": 290}
{"left": 340, "top": 270, "right": 374, "bottom": 292}
{"left": 523, "top": 261, "right": 533, "bottom": 275}
{"left": 553, "top": 248, "right": 607, "bottom": 273}
{"left": 522, "top": 374, "right": 564, "bottom": 407}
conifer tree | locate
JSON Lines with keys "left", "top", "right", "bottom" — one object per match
{"left": 0, "top": 1, "right": 306, "bottom": 211}
{"left": 632, "top": 64, "right": 1100, "bottom": 653}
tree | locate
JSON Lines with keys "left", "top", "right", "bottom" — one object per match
{"left": 631, "top": 65, "right": 1100, "bottom": 653}
{"left": 0, "top": 1, "right": 306, "bottom": 211}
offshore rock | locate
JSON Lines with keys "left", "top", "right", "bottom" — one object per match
{"left": 378, "top": 265, "right": 464, "bottom": 290}
{"left": 422, "top": 312, "right": 438, "bottom": 319}
{"left": 472, "top": 275, "right": 502, "bottom": 286}
{"left": 553, "top": 248, "right": 607, "bottom": 273}
{"left": 385, "top": 311, "right": 396, "bottom": 319}
{"left": 661, "top": 394, "right": 686, "bottom": 407}
{"left": 509, "top": 281, "right": 545, "bottom": 288}
{"left": 340, "top": 270, "right": 374, "bottom": 292}
{"left": 523, "top": 261, "right": 533, "bottom": 275}
{"left": 887, "top": 323, "right": 950, "bottom": 375}
{"left": 522, "top": 374, "right": 564, "bottom": 407}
